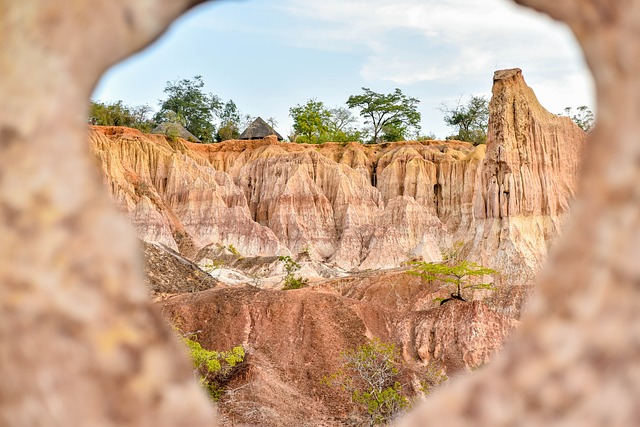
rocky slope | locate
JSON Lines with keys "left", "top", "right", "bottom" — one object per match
{"left": 142, "top": 241, "right": 218, "bottom": 295}
{"left": 90, "top": 69, "right": 585, "bottom": 289}
{"left": 161, "top": 273, "right": 517, "bottom": 426}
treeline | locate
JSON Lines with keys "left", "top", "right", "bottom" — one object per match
{"left": 91, "top": 75, "right": 593, "bottom": 145}
{"left": 90, "top": 76, "right": 259, "bottom": 143}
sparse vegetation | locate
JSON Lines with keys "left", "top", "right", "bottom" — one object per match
{"left": 347, "top": 87, "right": 421, "bottom": 143}
{"left": 278, "top": 255, "right": 308, "bottom": 290}
{"left": 418, "top": 361, "right": 448, "bottom": 396}
{"left": 298, "top": 244, "right": 311, "bottom": 258}
{"left": 202, "top": 259, "right": 225, "bottom": 278}
{"left": 440, "top": 95, "right": 489, "bottom": 145}
{"left": 89, "top": 100, "right": 154, "bottom": 132}
{"left": 182, "top": 334, "right": 245, "bottom": 401}
{"left": 323, "top": 338, "right": 408, "bottom": 426}
{"left": 442, "top": 240, "right": 465, "bottom": 262}
{"left": 409, "top": 260, "right": 497, "bottom": 305}
{"left": 417, "top": 132, "right": 438, "bottom": 141}
{"left": 561, "top": 105, "right": 594, "bottom": 132}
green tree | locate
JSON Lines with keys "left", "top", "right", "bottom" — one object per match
{"left": 409, "top": 260, "right": 497, "bottom": 305}
{"left": 561, "top": 105, "right": 594, "bottom": 132}
{"left": 278, "top": 255, "right": 308, "bottom": 290}
{"left": 89, "top": 100, "right": 154, "bottom": 132}
{"left": 441, "top": 95, "right": 489, "bottom": 145}
{"left": 154, "top": 75, "right": 221, "bottom": 143}
{"left": 289, "top": 99, "right": 332, "bottom": 144}
{"left": 381, "top": 122, "right": 407, "bottom": 142}
{"left": 323, "top": 339, "right": 408, "bottom": 426}
{"left": 328, "top": 107, "right": 364, "bottom": 142}
{"left": 346, "top": 87, "right": 421, "bottom": 144}
{"left": 216, "top": 100, "right": 242, "bottom": 141}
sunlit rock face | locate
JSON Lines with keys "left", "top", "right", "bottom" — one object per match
{"left": 90, "top": 128, "right": 287, "bottom": 259}
{"left": 470, "top": 68, "right": 586, "bottom": 285}
{"left": 91, "top": 69, "right": 585, "bottom": 283}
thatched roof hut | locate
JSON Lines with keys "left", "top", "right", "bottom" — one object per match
{"left": 152, "top": 122, "right": 201, "bottom": 143}
{"left": 239, "top": 117, "right": 283, "bottom": 141}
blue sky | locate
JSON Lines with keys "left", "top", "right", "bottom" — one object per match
{"left": 92, "top": 0, "right": 593, "bottom": 140}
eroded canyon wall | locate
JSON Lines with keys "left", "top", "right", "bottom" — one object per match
{"left": 91, "top": 69, "right": 585, "bottom": 284}
{"left": 3, "top": 0, "right": 636, "bottom": 426}
{"left": 470, "top": 68, "right": 587, "bottom": 284}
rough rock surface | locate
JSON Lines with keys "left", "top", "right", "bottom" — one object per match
{"left": 91, "top": 127, "right": 285, "bottom": 258}
{"left": 91, "top": 72, "right": 585, "bottom": 289}
{"left": 160, "top": 275, "right": 517, "bottom": 426}
{"left": 4, "top": 0, "right": 639, "bottom": 426}
{"left": 0, "top": 1, "right": 216, "bottom": 427}
{"left": 470, "top": 68, "right": 586, "bottom": 285}
{"left": 142, "top": 241, "right": 217, "bottom": 295}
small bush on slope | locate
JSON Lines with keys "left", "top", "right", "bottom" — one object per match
{"left": 182, "top": 335, "right": 245, "bottom": 401}
{"left": 323, "top": 338, "right": 408, "bottom": 426}
{"left": 278, "top": 255, "right": 308, "bottom": 290}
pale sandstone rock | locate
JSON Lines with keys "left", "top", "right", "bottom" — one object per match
{"left": 90, "top": 127, "right": 286, "bottom": 257}
{"left": 468, "top": 68, "right": 586, "bottom": 285}
{"left": 355, "top": 196, "right": 444, "bottom": 270}
{"left": 91, "top": 70, "right": 583, "bottom": 285}
{"left": 410, "top": 301, "right": 519, "bottom": 375}
{"left": 3, "top": 0, "right": 637, "bottom": 426}
{"left": 0, "top": 1, "right": 216, "bottom": 427}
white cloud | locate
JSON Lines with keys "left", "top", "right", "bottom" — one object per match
{"left": 95, "top": 0, "right": 595, "bottom": 141}
{"left": 280, "top": 0, "right": 589, "bottom": 86}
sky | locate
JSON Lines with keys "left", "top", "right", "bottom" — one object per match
{"left": 92, "top": 0, "right": 594, "bottom": 140}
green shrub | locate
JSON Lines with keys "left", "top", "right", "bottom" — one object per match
{"left": 202, "top": 259, "right": 225, "bottom": 277}
{"left": 418, "top": 361, "right": 448, "bottom": 395}
{"left": 89, "top": 100, "right": 154, "bottom": 132}
{"left": 182, "top": 336, "right": 245, "bottom": 401}
{"left": 278, "top": 255, "right": 308, "bottom": 290}
{"left": 283, "top": 275, "right": 308, "bottom": 290}
{"left": 323, "top": 339, "right": 408, "bottom": 425}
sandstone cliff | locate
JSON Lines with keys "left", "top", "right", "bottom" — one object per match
{"left": 90, "top": 69, "right": 585, "bottom": 288}
{"left": 470, "top": 69, "right": 586, "bottom": 284}
{"left": 90, "top": 128, "right": 286, "bottom": 258}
